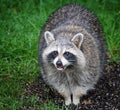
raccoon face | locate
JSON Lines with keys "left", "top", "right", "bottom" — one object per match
{"left": 47, "top": 50, "right": 77, "bottom": 71}
{"left": 43, "top": 31, "right": 84, "bottom": 71}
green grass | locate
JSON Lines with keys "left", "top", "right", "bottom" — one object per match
{"left": 0, "top": 0, "right": 120, "bottom": 109}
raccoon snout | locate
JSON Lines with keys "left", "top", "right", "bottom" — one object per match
{"left": 56, "top": 60, "right": 64, "bottom": 71}
{"left": 56, "top": 60, "right": 63, "bottom": 67}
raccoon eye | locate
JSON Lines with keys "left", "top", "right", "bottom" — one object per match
{"left": 64, "top": 52, "right": 73, "bottom": 58}
{"left": 47, "top": 51, "right": 58, "bottom": 61}
{"left": 53, "top": 51, "right": 58, "bottom": 55}
{"left": 51, "top": 51, "right": 58, "bottom": 58}
{"left": 64, "top": 52, "right": 70, "bottom": 56}
{"left": 64, "top": 52, "right": 76, "bottom": 63}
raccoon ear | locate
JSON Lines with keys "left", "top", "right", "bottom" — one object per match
{"left": 44, "top": 31, "right": 55, "bottom": 45}
{"left": 71, "top": 33, "right": 84, "bottom": 48}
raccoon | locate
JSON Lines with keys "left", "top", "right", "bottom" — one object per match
{"left": 39, "top": 4, "right": 106, "bottom": 105}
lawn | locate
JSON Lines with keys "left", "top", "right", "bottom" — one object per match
{"left": 0, "top": 0, "right": 120, "bottom": 109}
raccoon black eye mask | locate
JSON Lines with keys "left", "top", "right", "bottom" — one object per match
{"left": 47, "top": 51, "right": 77, "bottom": 63}
{"left": 47, "top": 51, "right": 58, "bottom": 61}
{"left": 47, "top": 51, "right": 77, "bottom": 70}
{"left": 39, "top": 4, "right": 106, "bottom": 106}
{"left": 63, "top": 52, "right": 77, "bottom": 64}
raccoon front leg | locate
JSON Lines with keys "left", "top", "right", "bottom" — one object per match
{"left": 64, "top": 96, "right": 71, "bottom": 106}
{"left": 58, "top": 88, "right": 72, "bottom": 105}
{"left": 62, "top": 92, "right": 72, "bottom": 105}
{"left": 72, "top": 87, "right": 87, "bottom": 105}
{"left": 72, "top": 96, "right": 80, "bottom": 105}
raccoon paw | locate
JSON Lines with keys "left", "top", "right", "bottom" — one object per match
{"left": 65, "top": 98, "right": 72, "bottom": 105}
{"left": 73, "top": 98, "right": 80, "bottom": 105}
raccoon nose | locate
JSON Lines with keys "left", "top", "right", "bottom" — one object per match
{"left": 56, "top": 60, "right": 62, "bottom": 66}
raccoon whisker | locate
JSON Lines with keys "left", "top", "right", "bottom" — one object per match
{"left": 68, "top": 60, "right": 76, "bottom": 62}
{"left": 48, "top": 60, "right": 52, "bottom": 62}
{"left": 48, "top": 61, "right": 53, "bottom": 63}
{"left": 47, "top": 59, "right": 53, "bottom": 63}
{"left": 47, "top": 59, "right": 52, "bottom": 61}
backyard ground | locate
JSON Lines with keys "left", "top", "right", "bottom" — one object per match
{"left": 0, "top": 0, "right": 120, "bottom": 110}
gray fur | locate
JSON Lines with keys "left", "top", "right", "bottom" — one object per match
{"left": 39, "top": 4, "right": 106, "bottom": 105}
